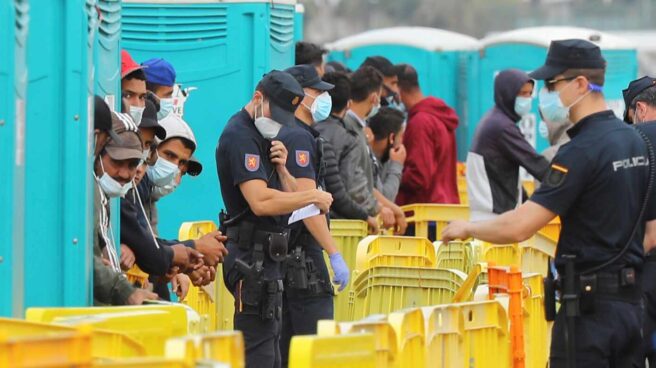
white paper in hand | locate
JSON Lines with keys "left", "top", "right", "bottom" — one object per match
{"left": 288, "top": 204, "right": 321, "bottom": 225}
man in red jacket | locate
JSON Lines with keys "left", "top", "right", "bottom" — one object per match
{"left": 396, "top": 64, "right": 460, "bottom": 205}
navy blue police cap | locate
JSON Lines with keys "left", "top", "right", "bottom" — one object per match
{"left": 622, "top": 76, "right": 656, "bottom": 122}
{"left": 529, "top": 39, "right": 606, "bottom": 81}
{"left": 257, "top": 70, "right": 306, "bottom": 126}
{"left": 284, "top": 64, "right": 334, "bottom": 91}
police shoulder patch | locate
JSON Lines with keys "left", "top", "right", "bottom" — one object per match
{"left": 295, "top": 150, "right": 310, "bottom": 168}
{"left": 545, "top": 163, "right": 568, "bottom": 187}
{"left": 245, "top": 154, "right": 260, "bottom": 172}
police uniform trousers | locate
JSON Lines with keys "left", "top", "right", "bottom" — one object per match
{"left": 280, "top": 238, "right": 334, "bottom": 368}
{"left": 223, "top": 239, "right": 284, "bottom": 368}
{"left": 549, "top": 297, "right": 643, "bottom": 367}
{"left": 642, "top": 257, "right": 656, "bottom": 367}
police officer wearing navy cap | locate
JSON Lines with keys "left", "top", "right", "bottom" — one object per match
{"left": 216, "top": 70, "right": 333, "bottom": 368}
{"left": 442, "top": 39, "right": 654, "bottom": 367}
{"left": 277, "top": 64, "right": 350, "bottom": 367}
{"left": 623, "top": 76, "right": 656, "bottom": 366}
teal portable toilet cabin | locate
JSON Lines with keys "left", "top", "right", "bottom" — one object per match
{"left": 476, "top": 27, "right": 637, "bottom": 154}
{"left": 95, "top": 0, "right": 122, "bottom": 108}
{"left": 326, "top": 27, "right": 480, "bottom": 161}
{"left": 0, "top": 0, "right": 28, "bottom": 317}
{"left": 21, "top": 0, "right": 96, "bottom": 309}
{"left": 122, "top": 0, "right": 297, "bottom": 238}
{"left": 294, "top": 3, "right": 304, "bottom": 42}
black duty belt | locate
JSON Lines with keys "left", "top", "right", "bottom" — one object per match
{"left": 647, "top": 252, "right": 656, "bottom": 262}
{"left": 226, "top": 221, "right": 289, "bottom": 263}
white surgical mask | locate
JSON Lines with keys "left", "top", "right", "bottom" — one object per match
{"left": 147, "top": 154, "right": 180, "bottom": 187}
{"left": 130, "top": 105, "right": 145, "bottom": 126}
{"left": 253, "top": 100, "right": 282, "bottom": 139}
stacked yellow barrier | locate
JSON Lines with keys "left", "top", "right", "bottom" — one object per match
{"left": 424, "top": 304, "right": 463, "bottom": 368}
{"left": 349, "top": 236, "right": 466, "bottom": 320}
{"left": 1, "top": 318, "right": 146, "bottom": 359}
{"left": 388, "top": 308, "right": 426, "bottom": 368}
{"left": 522, "top": 274, "right": 550, "bottom": 368}
{"left": 0, "top": 325, "right": 94, "bottom": 368}
{"left": 401, "top": 204, "right": 469, "bottom": 241}
{"left": 165, "top": 331, "right": 244, "bottom": 368}
{"left": 461, "top": 300, "right": 511, "bottom": 367}
{"left": 329, "top": 220, "right": 370, "bottom": 321}
{"left": 26, "top": 304, "right": 195, "bottom": 356}
{"left": 178, "top": 221, "right": 228, "bottom": 332}
{"left": 289, "top": 333, "right": 377, "bottom": 368}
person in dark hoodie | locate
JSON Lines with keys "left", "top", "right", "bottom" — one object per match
{"left": 396, "top": 64, "right": 460, "bottom": 205}
{"left": 466, "top": 69, "right": 550, "bottom": 221}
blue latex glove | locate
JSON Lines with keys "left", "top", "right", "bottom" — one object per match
{"left": 329, "top": 252, "right": 350, "bottom": 292}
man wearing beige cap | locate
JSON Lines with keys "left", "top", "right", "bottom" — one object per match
{"left": 93, "top": 109, "right": 158, "bottom": 305}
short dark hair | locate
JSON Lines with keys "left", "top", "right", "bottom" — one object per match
{"left": 631, "top": 85, "right": 656, "bottom": 109}
{"left": 322, "top": 72, "right": 351, "bottom": 114}
{"left": 368, "top": 107, "right": 405, "bottom": 140}
{"left": 295, "top": 41, "right": 326, "bottom": 67}
{"left": 326, "top": 61, "right": 350, "bottom": 74}
{"left": 123, "top": 69, "right": 146, "bottom": 82}
{"left": 361, "top": 56, "right": 395, "bottom": 77}
{"left": 397, "top": 64, "right": 419, "bottom": 91}
{"left": 562, "top": 68, "right": 606, "bottom": 87}
{"left": 350, "top": 66, "right": 383, "bottom": 102}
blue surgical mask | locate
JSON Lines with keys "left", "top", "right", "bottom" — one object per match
{"left": 158, "top": 98, "right": 174, "bottom": 120}
{"left": 306, "top": 92, "right": 332, "bottom": 123}
{"left": 151, "top": 175, "right": 179, "bottom": 200}
{"left": 514, "top": 96, "right": 533, "bottom": 117}
{"left": 368, "top": 100, "right": 381, "bottom": 119}
{"left": 538, "top": 81, "right": 591, "bottom": 124}
{"left": 130, "top": 105, "right": 145, "bottom": 126}
{"left": 96, "top": 160, "right": 132, "bottom": 198}
{"left": 147, "top": 154, "right": 180, "bottom": 187}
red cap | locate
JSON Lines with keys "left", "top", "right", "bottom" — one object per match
{"left": 121, "top": 50, "right": 145, "bottom": 79}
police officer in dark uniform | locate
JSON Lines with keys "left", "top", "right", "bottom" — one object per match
{"left": 216, "top": 70, "right": 334, "bottom": 368}
{"left": 277, "top": 64, "right": 350, "bottom": 367}
{"left": 442, "top": 39, "right": 654, "bottom": 367}
{"left": 623, "top": 76, "right": 656, "bottom": 366}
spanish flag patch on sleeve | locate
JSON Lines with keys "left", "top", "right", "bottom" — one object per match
{"left": 545, "top": 163, "right": 568, "bottom": 187}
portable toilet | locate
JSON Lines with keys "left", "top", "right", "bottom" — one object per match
{"left": 21, "top": 0, "right": 96, "bottom": 309}
{"left": 94, "top": 0, "right": 122, "bottom": 108}
{"left": 326, "top": 27, "right": 480, "bottom": 161}
{"left": 294, "top": 3, "right": 304, "bottom": 42}
{"left": 476, "top": 27, "right": 637, "bottom": 154}
{"left": 0, "top": 0, "right": 29, "bottom": 317}
{"left": 122, "top": 0, "right": 297, "bottom": 239}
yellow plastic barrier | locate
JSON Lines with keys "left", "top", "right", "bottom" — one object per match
{"left": 435, "top": 241, "right": 475, "bottom": 274}
{"left": 401, "top": 204, "right": 470, "bottom": 241}
{"left": 520, "top": 234, "right": 556, "bottom": 277}
{"left": 289, "top": 333, "right": 376, "bottom": 368}
{"left": 461, "top": 300, "right": 511, "bottom": 368}
{"left": 538, "top": 217, "right": 561, "bottom": 243}
{"left": 178, "top": 221, "right": 223, "bottom": 332}
{"left": 457, "top": 176, "right": 469, "bottom": 205}
{"left": 165, "top": 331, "right": 245, "bottom": 368}
{"left": 329, "top": 220, "right": 370, "bottom": 321}
{"left": 93, "top": 358, "right": 189, "bottom": 367}
{"left": 483, "top": 242, "right": 521, "bottom": 268}
{"left": 523, "top": 274, "right": 550, "bottom": 368}
{"left": 388, "top": 308, "right": 426, "bottom": 368}
{"left": 349, "top": 266, "right": 465, "bottom": 320}
{"left": 346, "top": 318, "right": 398, "bottom": 368}
{"left": 354, "top": 236, "right": 437, "bottom": 273}
{"left": 0, "top": 325, "right": 93, "bottom": 368}
{"left": 0, "top": 318, "right": 146, "bottom": 359}
{"left": 522, "top": 180, "right": 535, "bottom": 197}
{"left": 423, "top": 304, "right": 463, "bottom": 368}
{"left": 452, "top": 262, "right": 487, "bottom": 303}
{"left": 125, "top": 265, "right": 149, "bottom": 289}
{"left": 26, "top": 305, "right": 195, "bottom": 356}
